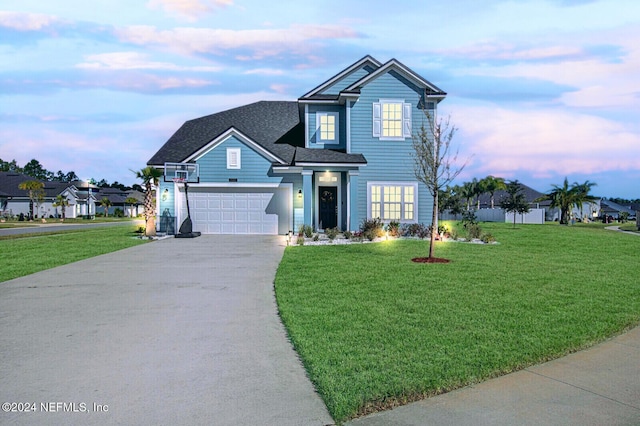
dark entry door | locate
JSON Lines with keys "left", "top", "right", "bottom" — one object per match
{"left": 318, "top": 186, "right": 338, "bottom": 229}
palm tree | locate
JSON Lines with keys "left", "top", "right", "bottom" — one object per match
{"left": 133, "top": 167, "right": 162, "bottom": 237}
{"left": 460, "top": 181, "right": 476, "bottom": 211}
{"left": 573, "top": 180, "right": 598, "bottom": 221}
{"left": 52, "top": 194, "right": 69, "bottom": 220}
{"left": 501, "top": 180, "right": 530, "bottom": 227}
{"left": 537, "top": 177, "right": 597, "bottom": 225}
{"left": 99, "top": 197, "right": 112, "bottom": 217}
{"left": 18, "top": 180, "right": 44, "bottom": 220}
{"left": 481, "top": 175, "right": 506, "bottom": 209}
{"left": 124, "top": 196, "right": 139, "bottom": 218}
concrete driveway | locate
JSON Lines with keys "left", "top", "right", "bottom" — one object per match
{"left": 0, "top": 235, "right": 332, "bottom": 425}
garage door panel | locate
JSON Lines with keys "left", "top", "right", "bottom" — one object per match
{"left": 180, "top": 187, "right": 288, "bottom": 235}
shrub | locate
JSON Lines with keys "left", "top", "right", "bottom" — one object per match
{"left": 386, "top": 220, "right": 400, "bottom": 237}
{"left": 326, "top": 227, "right": 340, "bottom": 240}
{"left": 403, "top": 223, "right": 426, "bottom": 238}
{"left": 297, "top": 236, "right": 305, "bottom": 245}
{"left": 481, "top": 233, "right": 496, "bottom": 243}
{"left": 466, "top": 223, "right": 482, "bottom": 239}
{"left": 437, "top": 224, "right": 448, "bottom": 236}
{"left": 343, "top": 230, "right": 352, "bottom": 240}
{"left": 460, "top": 210, "right": 478, "bottom": 229}
{"left": 449, "top": 228, "right": 460, "bottom": 240}
{"left": 114, "top": 208, "right": 124, "bottom": 218}
{"left": 299, "top": 224, "right": 314, "bottom": 238}
{"left": 360, "top": 218, "right": 384, "bottom": 239}
{"left": 313, "top": 233, "right": 320, "bottom": 241}
{"left": 418, "top": 225, "right": 431, "bottom": 240}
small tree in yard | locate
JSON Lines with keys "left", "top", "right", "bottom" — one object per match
{"left": 18, "top": 180, "right": 44, "bottom": 220}
{"left": 501, "top": 180, "right": 530, "bottom": 228}
{"left": 412, "top": 112, "right": 466, "bottom": 260}
{"left": 133, "top": 167, "right": 163, "bottom": 237}
{"left": 99, "top": 197, "right": 112, "bottom": 217}
{"left": 52, "top": 194, "right": 69, "bottom": 220}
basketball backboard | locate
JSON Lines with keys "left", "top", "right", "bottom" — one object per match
{"left": 164, "top": 162, "right": 199, "bottom": 183}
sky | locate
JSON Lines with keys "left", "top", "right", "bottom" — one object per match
{"left": 1, "top": 0, "right": 639, "bottom": 198}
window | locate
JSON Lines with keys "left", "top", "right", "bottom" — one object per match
{"left": 316, "top": 112, "right": 338, "bottom": 144}
{"left": 226, "top": 148, "right": 241, "bottom": 169}
{"left": 368, "top": 183, "right": 417, "bottom": 222}
{"left": 372, "top": 100, "right": 412, "bottom": 140}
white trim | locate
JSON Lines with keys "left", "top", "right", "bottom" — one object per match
{"left": 315, "top": 112, "right": 339, "bottom": 145}
{"left": 304, "top": 104, "right": 309, "bottom": 148}
{"left": 366, "top": 181, "right": 418, "bottom": 223}
{"left": 226, "top": 147, "right": 241, "bottom": 169}
{"left": 345, "top": 58, "right": 445, "bottom": 95}
{"left": 272, "top": 166, "right": 303, "bottom": 173}
{"left": 314, "top": 171, "right": 341, "bottom": 230}
{"left": 187, "top": 128, "right": 285, "bottom": 165}
{"left": 346, "top": 99, "right": 352, "bottom": 153}
{"left": 295, "top": 162, "right": 366, "bottom": 168}
{"left": 301, "top": 55, "right": 382, "bottom": 98}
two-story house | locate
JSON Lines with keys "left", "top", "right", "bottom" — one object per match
{"left": 147, "top": 55, "right": 446, "bottom": 235}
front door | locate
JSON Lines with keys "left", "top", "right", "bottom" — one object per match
{"left": 318, "top": 186, "right": 337, "bottom": 230}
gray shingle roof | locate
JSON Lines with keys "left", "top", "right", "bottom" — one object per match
{"left": 293, "top": 147, "right": 366, "bottom": 165}
{"left": 148, "top": 101, "right": 300, "bottom": 166}
{"left": 0, "top": 172, "right": 76, "bottom": 199}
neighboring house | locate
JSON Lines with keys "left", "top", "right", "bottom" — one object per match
{"left": 148, "top": 55, "right": 447, "bottom": 235}
{"left": 94, "top": 187, "right": 144, "bottom": 217}
{"left": 599, "top": 199, "right": 636, "bottom": 220}
{"left": 0, "top": 172, "right": 97, "bottom": 219}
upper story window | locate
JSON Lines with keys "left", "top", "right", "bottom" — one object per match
{"left": 372, "top": 100, "right": 412, "bottom": 140}
{"left": 226, "top": 148, "right": 241, "bottom": 169}
{"left": 316, "top": 112, "right": 338, "bottom": 144}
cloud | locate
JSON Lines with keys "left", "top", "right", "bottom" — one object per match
{"left": 147, "top": 0, "right": 233, "bottom": 20}
{"left": 76, "top": 52, "right": 221, "bottom": 71}
{"left": 452, "top": 105, "right": 640, "bottom": 179}
{"left": 0, "top": 11, "right": 61, "bottom": 31}
{"left": 115, "top": 24, "right": 362, "bottom": 58}
{"left": 244, "top": 68, "right": 284, "bottom": 76}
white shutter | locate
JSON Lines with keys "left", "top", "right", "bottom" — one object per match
{"left": 403, "top": 103, "right": 412, "bottom": 138}
{"left": 372, "top": 102, "right": 381, "bottom": 137}
{"left": 227, "top": 148, "right": 241, "bottom": 169}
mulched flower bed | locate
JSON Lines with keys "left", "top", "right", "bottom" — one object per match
{"left": 411, "top": 257, "right": 451, "bottom": 263}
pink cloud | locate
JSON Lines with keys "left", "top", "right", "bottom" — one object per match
{"left": 76, "top": 52, "right": 221, "bottom": 72}
{"left": 0, "top": 11, "right": 61, "bottom": 31}
{"left": 115, "top": 24, "right": 361, "bottom": 58}
{"left": 452, "top": 106, "right": 640, "bottom": 178}
{"left": 146, "top": 0, "right": 233, "bottom": 20}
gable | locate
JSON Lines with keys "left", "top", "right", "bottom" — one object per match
{"left": 193, "top": 131, "right": 286, "bottom": 184}
{"left": 301, "top": 55, "right": 382, "bottom": 100}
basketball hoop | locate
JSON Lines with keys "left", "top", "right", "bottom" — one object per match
{"left": 172, "top": 177, "right": 186, "bottom": 184}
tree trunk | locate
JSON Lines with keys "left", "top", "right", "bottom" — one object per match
{"left": 429, "top": 192, "right": 438, "bottom": 259}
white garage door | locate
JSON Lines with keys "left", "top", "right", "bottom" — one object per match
{"left": 178, "top": 187, "right": 290, "bottom": 235}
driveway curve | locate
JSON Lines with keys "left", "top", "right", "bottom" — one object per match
{"left": 0, "top": 235, "right": 332, "bottom": 425}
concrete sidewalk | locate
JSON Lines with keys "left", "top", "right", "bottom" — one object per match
{"left": 348, "top": 326, "right": 640, "bottom": 426}
{"left": 0, "top": 235, "right": 332, "bottom": 425}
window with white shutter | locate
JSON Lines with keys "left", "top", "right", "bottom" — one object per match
{"left": 373, "top": 99, "right": 412, "bottom": 140}
{"left": 226, "top": 148, "right": 241, "bottom": 169}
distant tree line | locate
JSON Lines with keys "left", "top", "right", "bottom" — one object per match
{"left": 1, "top": 158, "right": 142, "bottom": 192}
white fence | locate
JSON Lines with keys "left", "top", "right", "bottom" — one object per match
{"left": 441, "top": 208, "right": 545, "bottom": 225}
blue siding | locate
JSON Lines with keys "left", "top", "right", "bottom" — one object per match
{"left": 323, "top": 65, "right": 376, "bottom": 95}
{"left": 197, "top": 136, "right": 283, "bottom": 183}
{"left": 350, "top": 71, "right": 434, "bottom": 225}
{"left": 307, "top": 105, "right": 346, "bottom": 150}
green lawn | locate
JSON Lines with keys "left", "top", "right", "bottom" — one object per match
{"left": 0, "top": 225, "right": 148, "bottom": 282}
{"left": 275, "top": 222, "right": 640, "bottom": 423}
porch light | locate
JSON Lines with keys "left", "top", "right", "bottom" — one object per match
{"left": 162, "top": 188, "right": 169, "bottom": 201}
{"left": 297, "top": 189, "right": 302, "bottom": 198}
